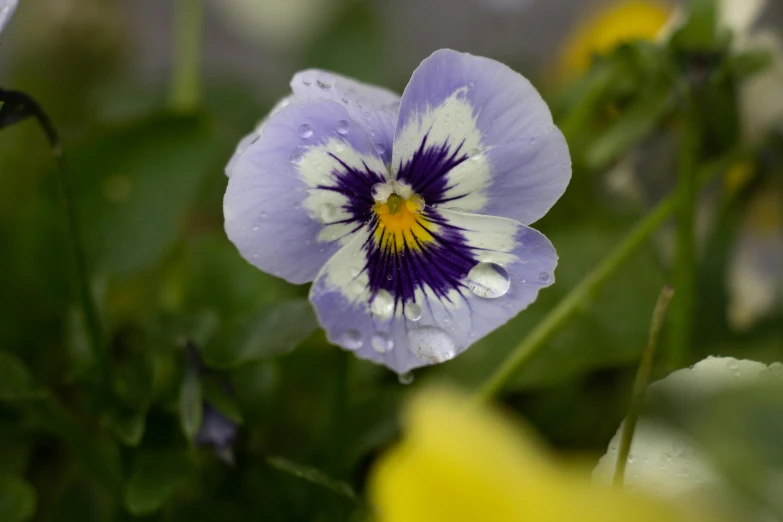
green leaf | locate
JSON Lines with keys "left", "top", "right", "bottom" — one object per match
{"left": 179, "top": 367, "right": 202, "bottom": 442}
{"left": 0, "top": 351, "right": 44, "bottom": 401}
{"left": 71, "top": 112, "right": 217, "bottom": 276}
{"left": 203, "top": 300, "right": 318, "bottom": 369}
{"left": 109, "top": 410, "right": 146, "bottom": 447}
{"left": 586, "top": 85, "right": 673, "bottom": 169}
{"left": 124, "top": 452, "right": 190, "bottom": 516}
{"left": 0, "top": 475, "right": 37, "bottom": 522}
{"left": 266, "top": 456, "right": 357, "bottom": 502}
{"left": 202, "top": 376, "right": 243, "bottom": 424}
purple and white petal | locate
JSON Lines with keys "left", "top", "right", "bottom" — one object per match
{"left": 0, "top": 0, "right": 18, "bottom": 35}
{"left": 224, "top": 99, "right": 388, "bottom": 284}
{"left": 291, "top": 69, "right": 400, "bottom": 165}
{"left": 309, "top": 209, "right": 558, "bottom": 374}
{"left": 225, "top": 96, "right": 295, "bottom": 178}
{"left": 392, "top": 49, "right": 570, "bottom": 225}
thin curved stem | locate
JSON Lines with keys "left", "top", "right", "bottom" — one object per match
{"left": 614, "top": 285, "right": 675, "bottom": 486}
{"left": 170, "top": 0, "right": 204, "bottom": 113}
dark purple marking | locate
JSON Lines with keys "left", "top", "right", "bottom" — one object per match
{"left": 316, "top": 153, "right": 386, "bottom": 235}
{"left": 362, "top": 209, "right": 477, "bottom": 312}
{"left": 396, "top": 133, "right": 471, "bottom": 207}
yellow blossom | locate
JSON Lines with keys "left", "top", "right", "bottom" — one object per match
{"left": 555, "top": 0, "right": 673, "bottom": 80}
{"left": 369, "top": 388, "right": 694, "bottom": 522}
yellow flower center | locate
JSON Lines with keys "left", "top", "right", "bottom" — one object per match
{"left": 373, "top": 186, "right": 433, "bottom": 252}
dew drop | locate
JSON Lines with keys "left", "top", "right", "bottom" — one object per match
{"left": 408, "top": 326, "right": 457, "bottom": 363}
{"left": 319, "top": 203, "right": 338, "bottom": 223}
{"left": 398, "top": 372, "right": 414, "bottom": 385}
{"left": 289, "top": 149, "right": 304, "bottom": 165}
{"left": 466, "top": 263, "right": 511, "bottom": 299}
{"left": 371, "top": 332, "right": 393, "bottom": 353}
{"left": 371, "top": 290, "right": 395, "bottom": 319}
{"left": 467, "top": 81, "right": 475, "bottom": 89}
{"left": 376, "top": 143, "right": 387, "bottom": 155}
{"left": 301, "top": 76, "right": 313, "bottom": 86}
{"left": 404, "top": 303, "right": 422, "bottom": 322}
{"left": 335, "top": 120, "right": 350, "bottom": 135}
{"left": 316, "top": 72, "right": 335, "bottom": 89}
{"left": 528, "top": 137, "right": 536, "bottom": 145}
{"left": 298, "top": 124, "right": 313, "bottom": 138}
{"left": 252, "top": 226, "right": 259, "bottom": 232}
{"left": 537, "top": 271, "right": 551, "bottom": 284}
{"left": 340, "top": 330, "right": 363, "bottom": 350}
{"left": 260, "top": 211, "right": 268, "bottom": 218}
{"left": 341, "top": 88, "right": 357, "bottom": 104}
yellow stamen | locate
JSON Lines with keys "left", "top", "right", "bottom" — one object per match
{"left": 374, "top": 193, "right": 433, "bottom": 251}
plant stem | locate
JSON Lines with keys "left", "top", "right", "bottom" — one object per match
{"left": 667, "top": 88, "right": 700, "bottom": 370}
{"left": 613, "top": 285, "right": 675, "bottom": 487}
{"left": 476, "top": 196, "right": 676, "bottom": 402}
{"left": 7, "top": 90, "right": 106, "bottom": 371}
{"left": 474, "top": 153, "right": 731, "bottom": 401}
{"left": 170, "top": 0, "right": 204, "bottom": 113}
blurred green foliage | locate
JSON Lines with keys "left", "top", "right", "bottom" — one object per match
{"left": 0, "top": 0, "right": 782, "bottom": 521}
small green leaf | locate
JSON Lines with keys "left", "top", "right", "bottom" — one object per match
{"left": 0, "top": 475, "right": 37, "bottom": 522}
{"left": 109, "top": 410, "right": 146, "bottom": 447}
{"left": 124, "top": 453, "right": 189, "bottom": 516}
{"left": 267, "top": 456, "right": 357, "bottom": 502}
{"left": 204, "top": 300, "right": 318, "bottom": 369}
{"left": 179, "top": 368, "right": 202, "bottom": 442}
{"left": 202, "top": 376, "right": 243, "bottom": 424}
{"left": 0, "top": 352, "right": 44, "bottom": 401}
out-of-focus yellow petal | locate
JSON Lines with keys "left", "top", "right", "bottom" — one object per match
{"left": 370, "top": 388, "right": 694, "bottom": 522}
{"left": 555, "top": 0, "right": 673, "bottom": 81}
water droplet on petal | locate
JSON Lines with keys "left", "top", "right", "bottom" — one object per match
{"left": 252, "top": 226, "right": 259, "bottom": 232}
{"left": 298, "top": 124, "right": 313, "bottom": 138}
{"left": 469, "top": 147, "right": 483, "bottom": 161}
{"left": 289, "top": 149, "right": 304, "bottom": 165}
{"left": 301, "top": 76, "right": 313, "bottom": 86}
{"left": 371, "top": 332, "right": 393, "bottom": 353}
{"left": 335, "top": 120, "right": 350, "bottom": 135}
{"left": 408, "top": 326, "right": 457, "bottom": 363}
{"left": 528, "top": 137, "right": 536, "bottom": 145}
{"left": 398, "top": 372, "right": 414, "bottom": 385}
{"left": 376, "top": 143, "right": 386, "bottom": 155}
{"left": 341, "top": 88, "right": 357, "bottom": 104}
{"left": 260, "top": 211, "right": 268, "bottom": 218}
{"left": 319, "top": 203, "right": 338, "bottom": 223}
{"left": 371, "top": 290, "right": 395, "bottom": 319}
{"left": 467, "top": 81, "right": 475, "bottom": 89}
{"left": 466, "top": 263, "right": 510, "bottom": 299}
{"left": 340, "top": 330, "right": 363, "bottom": 350}
{"left": 537, "top": 271, "right": 551, "bottom": 284}
{"left": 404, "top": 303, "right": 422, "bottom": 322}
{"left": 316, "top": 72, "right": 335, "bottom": 89}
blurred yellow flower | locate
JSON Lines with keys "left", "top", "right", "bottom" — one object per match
{"left": 555, "top": 0, "right": 673, "bottom": 80}
{"left": 370, "top": 388, "right": 692, "bottom": 522}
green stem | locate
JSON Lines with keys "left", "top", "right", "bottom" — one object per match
{"left": 14, "top": 91, "right": 106, "bottom": 373}
{"left": 170, "top": 0, "right": 204, "bottom": 113}
{"left": 667, "top": 89, "right": 700, "bottom": 370}
{"left": 614, "top": 285, "right": 675, "bottom": 487}
{"left": 55, "top": 152, "right": 106, "bottom": 373}
{"left": 474, "top": 154, "right": 732, "bottom": 401}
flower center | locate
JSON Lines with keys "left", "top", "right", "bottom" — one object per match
{"left": 372, "top": 181, "right": 432, "bottom": 251}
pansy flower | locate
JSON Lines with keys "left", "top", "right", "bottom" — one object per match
{"left": 0, "top": 0, "right": 17, "bottom": 35}
{"left": 224, "top": 50, "right": 570, "bottom": 374}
